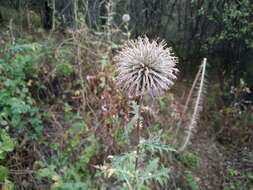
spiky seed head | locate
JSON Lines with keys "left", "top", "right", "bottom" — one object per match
{"left": 114, "top": 36, "right": 178, "bottom": 97}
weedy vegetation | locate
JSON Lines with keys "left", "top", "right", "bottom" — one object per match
{"left": 0, "top": 0, "right": 252, "bottom": 190}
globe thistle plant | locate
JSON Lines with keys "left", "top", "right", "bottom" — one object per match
{"left": 115, "top": 36, "right": 178, "bottom": 97}
{"left": 114, "top": 37, "right": 178, "bottom": 180}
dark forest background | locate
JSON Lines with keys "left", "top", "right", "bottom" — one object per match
{"left": 1, "top": 0, "right": 253, "bottom": 86}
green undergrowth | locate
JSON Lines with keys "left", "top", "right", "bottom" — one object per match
{"left": 0, "top": 41, "right": 43, "bottom": 136}
{"left": 0, "top": 39, "right": 46, "bottom": 188}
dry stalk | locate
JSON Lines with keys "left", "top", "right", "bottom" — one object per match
{"left": 179, "top": 58, "right": 207, "bottom": 152}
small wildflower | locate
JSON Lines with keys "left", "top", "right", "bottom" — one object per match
{"left": 115, "top": 36, "right": 178, "bottom": 97}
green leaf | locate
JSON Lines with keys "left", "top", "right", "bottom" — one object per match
{"left": 2, "top": 179, "right": 15, "bottom": 190}
{"left": 0, "top": 120, "right": 8, "bottom": 126}
{"left": 56, "top": 63, "right": 73, "bottom": 77}
{"left": 139, "top": 134, "right": 176, "bottom": 154}
{"left": 0, "top": 165, "right": 9, "bottom": 182}
{"left": 124, "top": 101, "right": 140, "bottom": 142}
{"left": 9, "top": 98, "right": 30, "bottom": 114}
{"left": 37, "top": 165, "right": 57, "bottom": 178}
{"left": 1, "top": 133, "right": 15, "bottom": 152}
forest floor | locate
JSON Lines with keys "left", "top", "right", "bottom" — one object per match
{"left": 191, "top": 129, "right": 224, "bottom": 190}
{"left": 192, "top": 127, "right": 253, "bottom": 190}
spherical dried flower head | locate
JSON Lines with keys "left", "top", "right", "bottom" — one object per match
{"left": 122, "top": 14, "right": 130, "bottom": 22}
{"left": 115, "top": 37, "right": 178, "bottom": 97}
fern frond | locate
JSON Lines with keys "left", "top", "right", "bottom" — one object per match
{"left": 179, "top": 58, "right": 207, "bottom": 152}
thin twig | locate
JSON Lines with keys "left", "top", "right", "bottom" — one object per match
{"left": 173, "top": 60, "right": 202, "bottom": 143}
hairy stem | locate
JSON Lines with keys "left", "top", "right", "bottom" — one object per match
{"left": 134, "top": 95, "right": 143, "bottom": 188}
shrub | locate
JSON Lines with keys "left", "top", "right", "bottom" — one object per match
{"left": 0, "top": 42, "right": 43, "bottom": 136}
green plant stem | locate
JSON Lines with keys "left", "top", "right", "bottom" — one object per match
{"left": 134, "top": 95, "right": 143, "bottom": 188}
